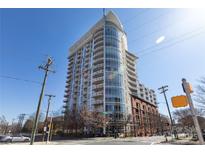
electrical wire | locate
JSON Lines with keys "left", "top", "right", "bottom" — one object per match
{"left": 139, "top": 29, "right": 205, "bottom": 57}
{"left": 122, "top": 9, "right": 151, "bottom": 24}
{"left": 126, "top": 9, "right": 174, "bottom": 33}
{"left": 0, "top": 75, "right": 42, "bottom": 85}
{"left": 136, "top": 25, "right": 205, "bottom": 56}
{"left": 129, "top": 14, "right": 191, "bottom": 43}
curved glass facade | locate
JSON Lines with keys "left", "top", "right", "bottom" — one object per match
{"left": 105, "top": 22, "right": 125, "bottom": 115}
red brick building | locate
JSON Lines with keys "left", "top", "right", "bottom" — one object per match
{"left": 130, "top": 95, "right": 161, "bottom": 136}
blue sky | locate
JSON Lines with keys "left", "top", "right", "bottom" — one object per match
{"left": 1, "top": 8, "right": 205, "bottom": 123}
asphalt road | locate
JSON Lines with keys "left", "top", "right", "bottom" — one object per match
{"left": 0, "top": 136, "right": 169, "bottom": 145}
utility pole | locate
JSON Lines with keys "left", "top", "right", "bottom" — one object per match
{"left": 182, "top": 78, "right": 204, "bottom": 144}
{"left": 158, "top": 85, "right": 174, "bottom": 136}
{"left": 42, "top": 94, "right": 55, "bottom": 142}
{"left": 46, "top": 116, "right": 53, "bottom": 144}
{"left": 30, "top": 57, "right": 55, "bottom": 145}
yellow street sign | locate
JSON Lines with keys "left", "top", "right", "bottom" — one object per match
{"left": 171, "top": 95, "right": 189, "bottom": 108}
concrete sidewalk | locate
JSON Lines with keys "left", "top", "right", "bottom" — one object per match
{"left": 159, "top": 137, "right": 200, "bottom": 145}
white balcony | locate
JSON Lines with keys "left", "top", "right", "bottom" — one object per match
{"left": 127, "top": 72, "right": 137, "bottom": 81}
{"left": 93, "top": 51, "right": 104, "bottom": 60}
{"left": 93, "top": 76, "right": 103, "bottom": 83}
{"left": 94, "top": 46, "right": 103, "bottom": 53}
{"left": 93, "top": 69, "right": 103, "bottom": 76}
{"left": 94, "top": 35, "right": 103, "bottom": 42}
{"left": 93, "top": 63, "right": 104, "bottom": 70}
{"left": 93, "top": 83, "right": 103, "bottom": 90}
{"left": 93, "top": 99, "right": 103, "bottom": 105}
{"left": 94, "top": 30, "right": 103, "bottom": 38}
{"left": 126, "top": 53, "right": 135, "bottom": 61}
{"left": 92, "top": 91, "right": 103, "bottom": 97}
{"left": 93, "top": 58, "right": 104, "bottom": 65}
{"left": 63, "top": 98, "right": 69, "bottom": 102}
{"left": 94, "top": 40, "right": 104, "bottom": 48}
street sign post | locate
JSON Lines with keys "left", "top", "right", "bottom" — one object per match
{"left": 182, "top": 78, "right": 204, "bottom": 144}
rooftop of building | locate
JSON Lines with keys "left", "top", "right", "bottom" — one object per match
{"left": 130, "top": 93, "right": 158, "bottom": 107}
{"left": 69, "top": 11, "right": 124, "bottom": 56}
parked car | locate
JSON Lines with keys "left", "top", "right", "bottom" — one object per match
{"left": 0, "top": 134, "right": 30, "bottom": 143}
{"left": 0, "top": 135, "right": 12, "bottom": 142}
{"left": 11, "top": 134, "right": 30, "bottom": 142}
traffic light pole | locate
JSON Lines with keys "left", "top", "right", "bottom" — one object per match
{"left": 182, "top": 78, "right": 204, "bottom": 144}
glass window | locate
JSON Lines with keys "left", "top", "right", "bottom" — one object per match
{"left": 105, "top": 87, "right": 123, "bottom": 97}
{"left": 106, "top": 104, "right": 114, "bottom": 112}
{"left": 105, "top": 59, "right": 121, "bottom": 71}
{"left": 105, "top": 72, "right": 122, "bottom": 86}
{"left": 106, "top": 97, "right": 121, "bottom": 103}
{"left": 105, "top": 47, "right": 121, "bottom": 59}
{"left": 105, "top": 25, "right": 119, "bottom": 38}
{"left": 105, "top": 37, "right": 119, "bottom": 48}
{"left": 105, "top": 104, "right": 124, "bottom": 113}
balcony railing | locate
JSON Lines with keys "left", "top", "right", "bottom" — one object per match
{"left": 94, "top": 46, "right": 103, "bottom": 53}
{"left": 127, "top": 72, "right": 137, "bottom": 81}
{"left": 94, "top": 30, "right": 103, "bottom": 38}
{"left": 93, "top": 63, "right": 103, "bottom": 70}
{"left": 93, "top": 83, "right": 103, "bottom": 90}
{"left": 93, "top": 76, "right": 103, "bottom": 83}
{"left": 94, "top": 35, "right": 103, "bottom": 42}
{"left": 93, "top": 58, "right": 104, "bottom": 65}
{"left": 64, "top": 89, "right": 70, "bottom": 93}
{"left": 63, "top": 98, "right": 69, "bottom": 102}
{"left": 93, "top": 52, "right": 104, "bottom": 60}
{"left": 92, "top": 91, "right": 103, "bottom": 97}
{"left": 93, "top": 99, "right": 103, "bottom": 105}
{"left": 126, "top": 53, "right": 135, "bottom": 61}
{"left": 93, "top": 69, "right": 103, "bottom": 76}
{"left": 94, "top": 40, "right": 103, "bottom": 48}
{"left": 128, "top": 77, "right": 137, "bottom": 85}
{"left": 65, "top": 84, "right": 70, "bottom": 88}
{"left": 94, "top": 42, "right": 103, "bottom": 50}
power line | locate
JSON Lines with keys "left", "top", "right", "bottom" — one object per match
{"left": 129, "top": 14, "right": 191, "bottom": 43}
{"left": 139, "top": 28, "right": 205, "bottom": 57}
{"left": 122, "top": 9, "right": 151, "bottom": 24}
{"left": 126, "top": 9, "right": 174, "bottom": 33}
{"left": 136, "top": 25, "right": 205, "bottom": 56}
{"left": 0, "top": 75, "right": 42, "bottom": 85}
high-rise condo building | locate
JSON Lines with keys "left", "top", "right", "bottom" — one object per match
{"left": 63, "top": 11, "right": 158, "bottom": 135}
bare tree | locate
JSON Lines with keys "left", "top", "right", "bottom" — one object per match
{"left": 22, "top": 112, "right": 45, "bottom": 133}
{"left": 173, "top": 108, "right": 205, "bottom": 135}
{"left": 64, "top": 105, "right": 110, "bottom": 136}
{"left": 195, "top": 77, "right": 205, "bottom": 111}
{"left": 0, "top": 115, "right": 9, "bottom": 135}
{"left": 52, "top": 107, "right": 63, "bottom": 117}
{"left": 159, "top": 114, "right": 171, "bottom": 135}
